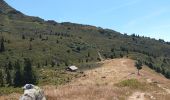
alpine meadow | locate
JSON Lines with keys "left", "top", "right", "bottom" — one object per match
{"left": 0, "top": 0, "right": 170, "bottom": 100}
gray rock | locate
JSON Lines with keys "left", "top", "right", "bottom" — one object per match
{"left": 20, "top": 84, "right": 46, "bottom": 100}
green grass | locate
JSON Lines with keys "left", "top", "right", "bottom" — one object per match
{"left": 0, "top": 87, "right": 22, "bottom": 95}
{"left": 38, "top": 67, "right": 77, "bottom": 86}
{"left": 115, "top": 79, "right": 145, "bottom": 90}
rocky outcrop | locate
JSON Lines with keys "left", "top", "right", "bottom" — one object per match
{"left": 19, "top": 84, "right": 46, "bottom": 100}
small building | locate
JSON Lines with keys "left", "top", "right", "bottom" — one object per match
{"left": 66, "top": 65, "right": 78, "bottom": 72}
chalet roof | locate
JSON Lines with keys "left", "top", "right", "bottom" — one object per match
{"left": 68, "top": 65, "right": 78, "bottom": 70}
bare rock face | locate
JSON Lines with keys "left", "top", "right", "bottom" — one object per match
{"left": 19, "top": 84, "right": 46, "bottom": 100}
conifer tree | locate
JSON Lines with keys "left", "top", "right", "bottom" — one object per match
{"left": 14, "top": 61, "right": 22, "bottom": 87}
{"left": 4, "top": 61, "right": 12, "bottom": 86}
{"left": 0, "top": 70, "right": 4, "bottom": 87}
{"left": 45, "top": 60, "right": 48, "bottom": 66}
{"left": 0, "top": 38, "right": 5, "bottom": 52}
{"left": 51, "top": 61, "right": 55, "bottom": 67}
{"left": 165, "top": 71, "right": 170, "bottom": 79}
{"left": 29, "top": 43, "right": 32, "bottom": 50}
{"left": 6, "top": 69, "right": 12, "bottom": 86}
{"left": 23, "top": 58, "right": 37, "bottom": 84}
{"left": 22, "top": 35, "right": 25, "bottom": 39}
{"left": 8, "top": 61, "right": 13, "bottom": 70}
{"left": 135, "top": 60, "right": 143, "bottom": 75}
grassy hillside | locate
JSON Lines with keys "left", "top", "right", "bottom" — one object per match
{"left": 0, "top": 0, "right": 170, "bottom": 87}
{"left": 1, "top": 59, "right": 170, "bottom": 100}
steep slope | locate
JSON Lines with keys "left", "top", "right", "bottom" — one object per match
{"left": 0, "top": 0, "right": 170, "bottom": 83}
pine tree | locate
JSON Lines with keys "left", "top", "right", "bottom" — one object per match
{"left": 51, "top": 61, "right": 55, "bottom": 67}
{"left": 0, "top": 38, "right": 5, "bottom": 52}
{"left": 135, "top": 60, "right": 143, "bottom": 75}
{"left": 8, "top": 61, "right": 13, "bottom": 70}
{"left": 29, "top": 43, "right": 32, "bottom": 50}
{"left": 23, "top": 58, "right": 37, "bottom": 84}
{"left": 88, "top": 52, "right": 90, "bottom": 57}
{"left": 4, "top": 61, "right": 12, "bottom": 86}
{"left": 56, "top": 40, "right": 59, "bottom": 43}
{"left": 14, "top": 61, "right": 23, "bottom": 87}
{"left": 45, "top": 60, "right": 48, "bottom": 66}
{"left": 37, "top": 63, "right": 40, "bottom": 68}
{"left": 22, "top": 35, "right": 25, "bottom": 39}
{"left": 0, "top": 70, "right": 4, "bottom": 87}
{"left": 165, "top": 71, "right": 170, "bottom": 79}
{"left": 39, "top": 34, "right": 42, "bottom": 39}
{"left": 161, "top": 67, "right": 165, "bottom": 75}
{"left": 6, "top": 69, "right": 12, "bottom": 86}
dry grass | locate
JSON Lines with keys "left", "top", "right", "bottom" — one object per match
{"left": 1, "top": 58, "right": 170, "bottom": 100}
{"left": 43, "top": 58, "right": 170, "bottom": 100}
{"left": 0, "top": 93, "right": 21, "bottom": 100}
{"left": 44, "top": 85, "right": 131, "bottom": 100}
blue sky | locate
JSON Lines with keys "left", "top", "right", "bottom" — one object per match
{"left": 5, "top": 0, "right": 170, "bottom": 41}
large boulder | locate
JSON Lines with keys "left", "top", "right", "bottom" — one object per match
{"left": 19, "top": 84, "right": 46, "bottom": 100}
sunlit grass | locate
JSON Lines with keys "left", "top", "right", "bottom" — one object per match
{"left": 115, "top": 79, "right": 145, "bottom": 90}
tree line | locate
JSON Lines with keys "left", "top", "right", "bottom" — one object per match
{"left": 102, "top": 45, "right": 170, "bottom": 79}
{"left": 0, "top": 58, "right": 37, "bottom": 87}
